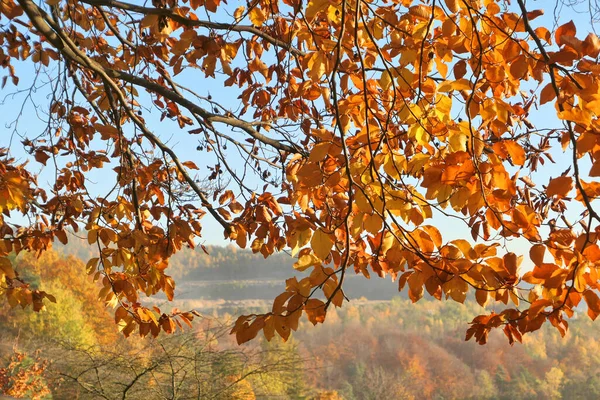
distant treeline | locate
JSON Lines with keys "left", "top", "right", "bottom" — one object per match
{"left": 2, "top": 250, "right": 600, "bottom": 399}
{"left": 57, "top": 237, "right": 405, "bottom": 301}
{"left": 56, "top": 237, "right": 300, "bottom": 280}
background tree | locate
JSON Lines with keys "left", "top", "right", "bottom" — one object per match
{"left": 5, "top": 248, "right": 600, "bottom": 398}
{"left": 1, "top": 0, "right": 600, "bottom": 346}
{"left": 0, "top": 350, "right": 50, "bottom": 399}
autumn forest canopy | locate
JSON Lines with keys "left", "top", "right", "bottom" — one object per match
{"left": 2, "top": 0, "right": 600, "bottom": 348}
{"left": 4, "top": 247, "right": 600, "bottom": 399}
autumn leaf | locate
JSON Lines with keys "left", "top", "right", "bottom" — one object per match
{"left": 504, "top": 141, "right": 526, "bottom": 166}
{"left": 555, "top": 21, "right": 577, "bottom": 47}
{"left": 305, "top": 298, "right": 326, "bottom": 325}
{"left": 583, "top": 33, "right": 600, "bottom": 58}
{"left": 584, "top": 290, "right": 600, "bottom": 320}
{"left": 248, "top": 7, "right": 266, "bottom": 27}
{"left": 311, "top": 229, "right": 334, "bottom": 260}
{"left": 294, "top": 253, "right": 321, "bottom": 271}
{"left": 539, "top": 83, "right": 556, "bottom": 105}
{"left": 443, "top": 0, "right": 459, "bottom": 13}
{"left": 529, "top": 244, "right": 545, "bottom": 266}
{"left": 0, "top": 258, "right": 16, "bottom": 279}
{"left": 546, "top": 176, "right": 573, "bottom": 198}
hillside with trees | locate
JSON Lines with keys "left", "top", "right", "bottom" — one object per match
{"left": 2, "top": 250, "right": 600, "bottom": 399}
{"left": 56, "top": 238, "right": 405, "bottom": 301}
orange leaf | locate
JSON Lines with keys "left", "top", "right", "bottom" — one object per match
{"left": 305, "top": 298, "right": 326, "bottom": 325}
{"left": 535, "top": 27, "right": 552, "bottom": 44}
{"left": 453, "top": 60, "right": 467, "bottom": 79}
{"left": 408, "top": 5, "right": 431, "bottom": 20}
{"left": 526, "top": 9, "right": 544, "bottom": 20}
{"left": 555, "top": 21, "right": 576, "bottom": 47}
{"left": 503, "top": 252, "right": 519, "bottom": 277}
{"left": 584, "top": 290, "right": 600, "bottom": 320}
{"left": 504, "top": 141, "right": 526, "bottom": 166}
{"left": 529, "top": 244, "right": 545, "bottom": 266}
{"left": 539, "top": 83, "right": 556, "bottom": 105}
{"left": 182, "top": 161, "right": 199, "bottom": 170}
{"left": 443, "top": 0, "right": 459, "bottom": 13}
{"left": 509, "top": 55, "right": 528, "bottom": 79}
{"left": 546, "top": 176, "right": 573, "bottom": 198}
{"left": 308, "top": 142, "right": 331, "bottom": 162}
{"left": 583, "top": 33, "right": 600, "bottom": 58}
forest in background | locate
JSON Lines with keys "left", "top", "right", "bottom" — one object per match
{"left": 56, "top": 238, "right": 404, "bottom": 302}
{"left": 2, "top": 244, "right": 600, "bottom": 399}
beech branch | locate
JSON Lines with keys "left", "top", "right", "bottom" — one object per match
{"left": 78, "top": 0, "right": 305, "bottom": 56}
{"left": 18, "top": 0, "right": 233, "bottom": 233}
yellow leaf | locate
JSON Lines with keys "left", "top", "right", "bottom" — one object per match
{"left": 409, "top": 5, "right": 431, "bottom": 20}
{"left": 438, "top": 78, "right": 471, "bottom": 92}
{"left": 445, "top": 276, "right": 468, "bottom": 303}
{"left": 86, "top": 257, "right": 99, "bottom": 274}
{"left": 249, "top": 7, "right": 266, "bottom": 27}
{"left": 0, "top": 258, "right": 15, "bottom": 279}
{"left": 327, "top": 5, "right": 341, "bottom": 23}
{"left": 379, "top": 70, "right": 392, "bottom": 91}
{"left": 233, "top": 6, "right": 245, "bottom": 22}
{"left": 311, "top": 229, "right": 334, "bottom": 260}
{"left": 306, "top": 0, "right": 329, "bottom": 20}
{"left": 307, "top": 52, "right": 327, "bottom": 81}
{"left": 140, "top": 15, "right": 158, "bottom": 30}
{"left": 422, "top": 225, "right": 442, "bottom": 248}
{"left": 384, "top": 153, "right": 406, "bottom": 179}
{"left": 88, "top": 229, "right": 98, "bottom": 245}
{"left": 294, "top": 253, "right": 321, "bottom": 271}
